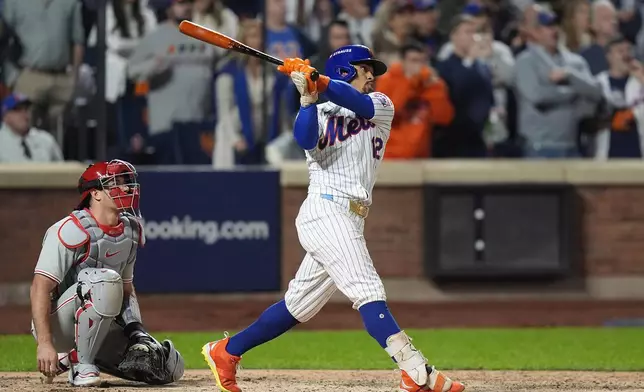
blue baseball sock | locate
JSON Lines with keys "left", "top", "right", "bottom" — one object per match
{"left": 225, "top": 300, "right": 299, "bottom": 357}
{"left": 359, "top": 301, "right": 402, "bottom": 348}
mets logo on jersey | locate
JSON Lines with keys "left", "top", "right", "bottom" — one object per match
{"left": 373, "top": 92, "right": 391, "bottom": 107}
{"left": 318, "top": 116, "right": 376, "bottom": 150}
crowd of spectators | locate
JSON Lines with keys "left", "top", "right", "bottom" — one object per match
{"left": 2, "top": 0, "right": 644, "bottom": 164}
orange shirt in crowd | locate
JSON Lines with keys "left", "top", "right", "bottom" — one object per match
{"left": 376, "top": 63, "right": 454, "bottom": 158}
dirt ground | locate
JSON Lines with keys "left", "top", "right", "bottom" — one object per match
{"left": 1, "top": 370, "right": 642, "bottom": 392}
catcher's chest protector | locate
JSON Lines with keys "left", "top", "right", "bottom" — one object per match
{"left": 62, "top": 210, "right": 141, "bottom": 282}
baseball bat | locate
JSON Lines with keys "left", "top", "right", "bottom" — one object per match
{"left": 178, "top": 20, "right": 319, "bottom": 81}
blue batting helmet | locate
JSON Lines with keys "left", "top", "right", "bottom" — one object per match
{"left": 325, "top": 45, "right": 388, "bottom": 82}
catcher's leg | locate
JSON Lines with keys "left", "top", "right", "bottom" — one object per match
{"left": 31, "top": 284, "right": 78, "bottom": 384}
{"left": 70, "top": 268, "right": 124, "bottom": 386}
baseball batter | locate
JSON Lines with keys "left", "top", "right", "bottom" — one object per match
{"left": 202, "top": 45, "right": 465, "bottom": 392}
{"left": 30, "top": 159, "right": 184, "bottom": 387}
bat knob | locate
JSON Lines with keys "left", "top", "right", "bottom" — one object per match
{"left": 310, "top": 70, "right": 319, "bottom": 81}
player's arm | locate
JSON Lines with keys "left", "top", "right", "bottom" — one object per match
{"left": 319, "top": 79, "right": 375, "bottom": 119}
{"left": 278, "top": 58, "right": 376, "bottom": 120}
{"left": 293, "top": 105, "right": 319, "bottom": 150}
{"left": 31, "top": 221, "right": 84, "bottom": 376}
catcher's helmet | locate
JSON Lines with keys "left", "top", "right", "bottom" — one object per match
{"left": 325, "top": 44, "right": 388, "bottom": 83}
{"left": 77, "top": 159, "right": 140, "bottom": 216}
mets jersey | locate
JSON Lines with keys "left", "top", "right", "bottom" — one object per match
{"left": 306, "top": 92, "right": 394, "bottom": 205}
{"left": 33, "top": 209, "right": 143, "bottom": 300}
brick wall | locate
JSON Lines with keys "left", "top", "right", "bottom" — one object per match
{"left": 579, "top": 187, "right": 644, "bottom": 276}
{"left": 3, "top": 185, "right": 643, "bottom": 286}
{"left": 0, "top": 189, "right": 78, "bottom": 282}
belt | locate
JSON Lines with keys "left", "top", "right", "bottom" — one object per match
{"left": 320, "top": 194, "right": 369, "bottom": 218}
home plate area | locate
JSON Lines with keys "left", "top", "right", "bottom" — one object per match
{"left": 1, "top": 370, "right": 642, "bottom": 392}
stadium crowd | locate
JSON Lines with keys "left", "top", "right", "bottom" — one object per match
{"left": 1, "top": 0, "right": 644, "bottom": 165}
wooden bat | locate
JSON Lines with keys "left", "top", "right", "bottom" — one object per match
{"left": 178, "top": 20, "right": 319, "bottom": 81}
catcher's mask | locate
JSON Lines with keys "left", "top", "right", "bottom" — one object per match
{"left": 77, "top": 159, "right": 140, "bottom": 217}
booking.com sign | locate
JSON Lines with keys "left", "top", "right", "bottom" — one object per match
{"left": 140, "top": 216, "right": 270, "bottom": 245}
{"left": 133, "top": 169, "right": 281, "bottom": 293}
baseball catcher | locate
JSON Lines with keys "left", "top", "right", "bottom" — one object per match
{"left": 29, "top": 159, "right": 184, "bottom": 386}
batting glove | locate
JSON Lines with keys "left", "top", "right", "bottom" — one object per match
{"left": 291, "top": 71, "right": 318, "bottom": 107}
{"left": 277, "top": 58, "right": 309, "bottom": 76}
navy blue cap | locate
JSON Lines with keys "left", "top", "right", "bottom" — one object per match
{"left": 1, "top": 93, "right": 31, "bottom": 115}
{"left": 415, "top": 0, "right": 437, "bottom": 10}
{"left": 463, "top": 3, "right": 485, "bottom": 16}
{"left": 537, "top": 9, "right": 557, "bottom": 26}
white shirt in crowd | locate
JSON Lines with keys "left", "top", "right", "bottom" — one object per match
{"left": 87, "top": 1, "right": 158, "bottom": 102}
{"left": 0, "top": 123, "right": 63, "bottom": 163}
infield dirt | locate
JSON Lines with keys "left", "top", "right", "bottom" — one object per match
{"left": 1, "top": 370, "right": 642, "bottom": 392}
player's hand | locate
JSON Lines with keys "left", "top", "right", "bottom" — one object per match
{"left": 37, "top": 343, "right": 59, "bottom": 378}
{"left": 291, "top": 71, "right": 318, "bottom": 106}
{"left": 277, "top": 58, "right": 310, "bottom": 76}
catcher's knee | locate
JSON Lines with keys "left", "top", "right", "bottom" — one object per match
{"left": 77, "top": 268, "right": 123, "bottom": 317}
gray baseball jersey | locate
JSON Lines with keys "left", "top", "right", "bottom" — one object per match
{"left": 34, "top": 209, "right": 144, "bottom": 298}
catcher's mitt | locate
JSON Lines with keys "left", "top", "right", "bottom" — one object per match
{"left": 118, "top": 334, "right": 167, "bottom": 384}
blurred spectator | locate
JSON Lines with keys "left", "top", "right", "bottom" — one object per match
{"left": 213, "top": 19, "right": 296, "bottom": 168}
{"left": 438, "top": 4, "right": 515, "bottom": 89}
{"left": 434, "top": 14, "right": 494, "bottom": 158}
{"left": 515, "top": 8, "right": 602, "bottom": 159}
{"left": 310, "top": 19, "right": 351, "bottom": 103}
{"left": 293, "top": 0, "right": 336, "bottom": 43}
{"left": 412, "top": 0, "right": 446, "bottom": 63}
{"left": 372, "top": 0, "right": 416, "bottom": 65}
{"left": 377, "top": 43, "right": 454, "bottom": 158}
{"left": 337, "top": 0, "right": 375, "bottom": 47}
{"left": 110, "top": 132, "right": 158, "bottom": 165}
{"left": 192, "top": 0, "right": 239, "bottom": 46}
{"left": 310, "top": 19, "right": 352, "bottom": 71}
{"left": 560, "top": 0, "right": 592, "bottom": 52}
{"left": 581, "top": 0, "right": 619, "bottom": 75}
{"left": 594, "top": 36, "right": 644, "bottom": 158}
{"left": 285, "top": 0, "right": 316, "bottom": 27}
{"left": 612, "top": 0, "right": 641, "bottom": 43}
{"left": 435, "top": 0, "right": 469, "bottom": 35}
{"left": 3, "top": 0, "right": 85, "bottom": 131}
{"left": 86, "top": 0, "right": 158, "bottom": 151}
{"left": 265, "top": 0, "right": 315, "bottom": 60}
{"left": 127, "top": 0, "right": 217, "bottom": 164}
{"left": 0, "top": 13, "right": 20, "bottom": 100}
{"left": 0, "top": 93, "right": 63, "bottom": 162}
{"left": 507, "top": 2, "right": 540, "bottom": 55}
{"left": 478, "top": 0, "right": 521, "bottom": 44}
{"left": 438, "top": 3, "right": 515, "bottom": 148}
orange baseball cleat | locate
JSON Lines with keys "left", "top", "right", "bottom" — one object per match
{"left": 399, "top": 367, "right": 465, "bottom": 392}
{"left": 202, "top": 336, "right": 242, "bottom": 392}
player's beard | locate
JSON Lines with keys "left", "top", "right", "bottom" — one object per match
{"left": 363, "top": 82, "right": 375, "bottom": 93}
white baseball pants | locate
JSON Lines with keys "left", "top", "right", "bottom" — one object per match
{"left": 285, "top": 194, "right": 386, "bottom": 322}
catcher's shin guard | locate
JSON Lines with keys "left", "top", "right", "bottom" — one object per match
{"left": 75, "top": 269, "right": 123, "bottom": 365}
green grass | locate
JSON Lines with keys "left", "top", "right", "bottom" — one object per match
{"left": 1, "top": 328, "right": 643, "bottom": 372}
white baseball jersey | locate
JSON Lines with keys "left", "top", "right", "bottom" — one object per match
{"left": 34, "top": 210, "right": 142, "bottom": 300}
{"left": 305, "top": 92, "right": 395, "bottom": 205}
{"left": 284, "top": 91, "right": 395, "bottom": 321}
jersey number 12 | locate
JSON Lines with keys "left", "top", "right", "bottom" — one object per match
{"left": 371, "top": 136, "right": 383, "bottom": 160}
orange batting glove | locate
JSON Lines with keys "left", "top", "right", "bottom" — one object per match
{"left": 277, "top": 58, "right": 309, "bottom": 76}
